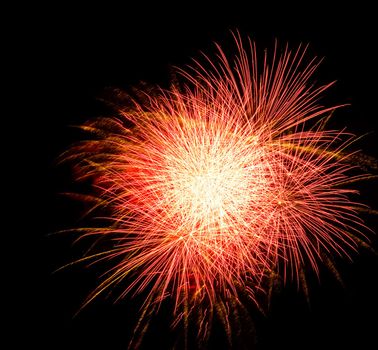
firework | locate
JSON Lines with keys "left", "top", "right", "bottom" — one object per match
{"left": 63, "top": 34, "right": 370, "bottom": 347}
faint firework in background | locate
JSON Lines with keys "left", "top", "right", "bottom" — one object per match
{"left": 60, "top": 33, "right": 375, "bottom": 348}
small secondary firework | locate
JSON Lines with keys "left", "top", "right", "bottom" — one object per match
{"left": 63, "top": 34, "right": 372, "bottom": 347}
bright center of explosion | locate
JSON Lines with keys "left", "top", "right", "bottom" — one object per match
{"left": 164, "top": 138, "right": 262, "bottom": 235}
{"left": 189, "top": 172, "right": 225, "bottom": 215}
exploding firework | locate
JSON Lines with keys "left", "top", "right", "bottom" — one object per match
{"left": 62, "top": 34, "right": 372, "bottom": 347}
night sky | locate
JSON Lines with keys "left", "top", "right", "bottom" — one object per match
{"left": 21, "top": 3, "right": 378, "bottom": 349}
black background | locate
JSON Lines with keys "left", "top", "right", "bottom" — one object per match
{"left": 18, "top": 3, "right": 378, "bottom": 349}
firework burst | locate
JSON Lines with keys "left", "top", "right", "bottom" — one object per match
{"left": 63, "top": 34, "right": 371, "bottom": 347}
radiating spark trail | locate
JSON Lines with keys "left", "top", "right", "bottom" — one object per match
{"left": 63, "top": 33, "right": 372, "bottom": 346}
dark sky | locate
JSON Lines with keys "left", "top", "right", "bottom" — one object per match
{"left": 20, "top": 3, "right": 378, "bottom": 350}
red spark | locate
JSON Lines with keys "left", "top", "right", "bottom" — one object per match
{"left": 64, "top": 34, "right": 370, "bottom": 343}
